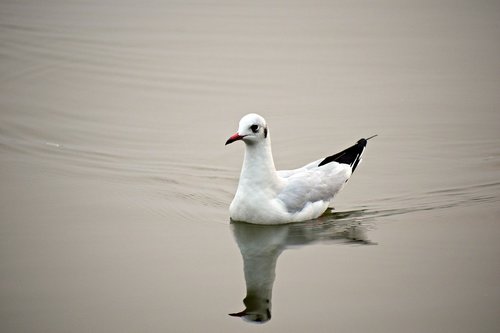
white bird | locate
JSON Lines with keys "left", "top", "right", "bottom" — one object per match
{"left": 225, "top": 113, "right": 376, "bottom": 224}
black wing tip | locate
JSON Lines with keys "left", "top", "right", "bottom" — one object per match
{"left": 356, "top": 138, "right": 367, "bottom": 146}
{"left": 318, "top": 135, "right": 377, "bottom": 169}
{"left": 356, "top": 134, "right": 378, "bottom": 145}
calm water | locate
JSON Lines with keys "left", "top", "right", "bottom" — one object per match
{"left": 1, "top": 1, "right": 499, "bottom": 332}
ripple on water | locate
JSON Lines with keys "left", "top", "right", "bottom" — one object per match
{"left": 347, "top": 181, "right": 500, "bottom": 224}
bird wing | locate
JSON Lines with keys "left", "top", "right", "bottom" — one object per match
{"left": 277, "top": 159, "right": 323, "bottom": 178}
{"left": 276, "top": 137, "right": 372, "bottom": 213}
{"left": 277, "top": 162, "right": 351, "bottom": 213}
{"left": 277, "top": 137, "right": 370, "bottom": 178}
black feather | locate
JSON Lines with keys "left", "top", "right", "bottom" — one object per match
{"left": 318, "top": 137, "right": 374, "bottom": 172}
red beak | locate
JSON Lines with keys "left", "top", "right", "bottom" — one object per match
{"left": 225, "top": 133, "right": 245, "bottom": 145}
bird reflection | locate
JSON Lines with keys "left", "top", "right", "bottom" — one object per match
{"left": 229, "top": 210, "right": 374, "bottom": 323}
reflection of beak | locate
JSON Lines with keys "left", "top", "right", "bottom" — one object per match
{"left": 228, "top": 310, "right": 246, "bottom": 317}
{"left": 228, "top": 309, "right": 272, "bottom": 323}
{"left": 225, "top": 133, "right": 245, "bottom": 145}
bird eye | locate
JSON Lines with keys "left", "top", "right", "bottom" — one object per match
{"left": 250, "top": 124, "right": 259, "bottom": 133}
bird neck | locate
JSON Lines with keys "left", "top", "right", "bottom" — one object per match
{"left": 240, "top": 138, "right": 279, "bottom": 186}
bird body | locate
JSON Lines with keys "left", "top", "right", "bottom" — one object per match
{"left": 226, "top": 114, "right": 373, "bottom": 224}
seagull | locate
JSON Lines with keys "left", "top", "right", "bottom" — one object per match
{"left": 225, "top": 113, "right": 376, "bottom": 224}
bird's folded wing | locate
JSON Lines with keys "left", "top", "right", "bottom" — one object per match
{"left": 277, "top": 158, "right": 323, "bottom": 178}
{"left": 277, "top": 163, "right": 351, "bottom": 213}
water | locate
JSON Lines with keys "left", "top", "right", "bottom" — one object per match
{"left": 1, "top": 0, "right": 499, "bottom": 332}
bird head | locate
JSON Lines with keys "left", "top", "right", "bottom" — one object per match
{"left": 225, "top": 113, "right": 268, "bottom": 145}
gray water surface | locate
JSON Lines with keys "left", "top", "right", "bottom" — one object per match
{"left": 1, "top": 1, "right": 499, "bottom": 332}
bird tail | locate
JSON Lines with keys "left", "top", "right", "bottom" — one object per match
{"left": 318, "top": 135, "right": 377, "bottom": 172}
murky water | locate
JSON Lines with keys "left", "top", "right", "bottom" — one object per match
{"left": 1, "top": 1, "right": 499, "bottom": 332}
